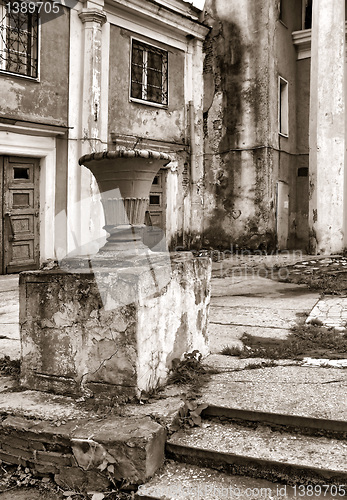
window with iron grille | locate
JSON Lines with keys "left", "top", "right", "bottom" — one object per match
{"left": 0, "top": 2, "right": 39, "bottom": 78}
{"left": 131, "top": 40, "right": 168, "bottom": 106}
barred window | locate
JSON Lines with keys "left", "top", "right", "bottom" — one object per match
{"left": 131, "top": 40, "right": 168, "bottom": 106}
{"left": 0, "top": 2, "right": 39, "bottom": 78}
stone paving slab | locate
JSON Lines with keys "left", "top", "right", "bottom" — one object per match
{"left": 0, "top": 324, "right": 19, "bottom": 339}
{"left": 307, "top": 296, "right": 347, "bottom": 329}
{"left": 210, "top": 305, "right": 300, "bottom": 329}
{"left": 198, "top": 365, "right": 347, "bottom": 421}
{"left": 208, "top": 324, "right": 290, "bottom": 354}
{"left": 0, "top": 338, "right": 20, "bottom": 360}
{"left": 208, "top": 276, "right": 320, "bottom": 355}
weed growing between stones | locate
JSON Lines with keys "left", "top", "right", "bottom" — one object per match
{"left": 167, "top": 350, "right": 218, "bottom": 390}
{"left": 0, "top": 462, "right": 135, "bottom": 499}
{"left": 220, "top": 325, "right": 347, "bottom": 360}
{"left": 0, "top": 356, "right": 20, "bottom": 377}
{"left": 170, "top": 400, "right": 208, "bottom": 431}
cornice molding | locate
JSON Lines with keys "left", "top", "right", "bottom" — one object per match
{"left": 105, "top": 0, "right": 209, "bottom": 41}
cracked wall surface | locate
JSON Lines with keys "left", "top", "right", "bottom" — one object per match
{"left": 202, "top": 0, "right": 306, "bottom": 250}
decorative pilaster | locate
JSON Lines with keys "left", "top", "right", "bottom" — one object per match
{"left": 79, "top": 8, "right": 107, "bottom": 153}
{"left": 309, "top": 0, "right": 346, "bottom": 254}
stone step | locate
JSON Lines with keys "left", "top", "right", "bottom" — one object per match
{"left": 165, "top": 419, "right": 347, "bottom": 485}
{"left": 201, "top": 406, "right": 347, "bottom": 438}
{"left": 136, "top": 460, "right": 302, "bottom": 499}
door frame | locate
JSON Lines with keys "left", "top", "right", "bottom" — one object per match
{"left": 0, "top": 131, "right": 57, "bottom": 263}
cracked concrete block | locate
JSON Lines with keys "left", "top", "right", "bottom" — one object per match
{"left": 73, "top": 415, "right": 166, "bottom": 484}
{"left": 19, "top": 253, "right": 211, "bottom": 397}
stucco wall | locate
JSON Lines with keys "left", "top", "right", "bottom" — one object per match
{"left": 295, "top": 58, "right": 310, "bottom": 249}
{"left": 202, "top": 0, "right": 277, "bottom": 251}
{"left": 202, "top": 0, "right": 311, "bottom": 251}
{"left": 108, "top": 26, "right": 186, "bottom": 143}
{"left": 274, "top": 0, "right": 302, "bottom": 249}
{"left": 0, "top": 7, "right": 70, "bottom": 126}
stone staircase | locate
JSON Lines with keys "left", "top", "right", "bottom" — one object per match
{"left": 136, "top": 406, "right": 347, "bottom": 499}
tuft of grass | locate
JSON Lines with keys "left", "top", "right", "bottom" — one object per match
{"left": 167, "top": 350, "right": 219, "bottom": 393}
{"left": 244, "top": 360, "right": 277, "bottom": 370}
{"left": 220, "top": 325, "right": 347, "bottom": 361}
{"left": 0, "top": 356, "right": 20, "bottom": 377}
{"left": 220, "top": 345, "right": 244, "bottom": 356}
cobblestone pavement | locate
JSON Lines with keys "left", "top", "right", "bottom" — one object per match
{"left": 282, "top": 256, "right": 347, "bottom": 283}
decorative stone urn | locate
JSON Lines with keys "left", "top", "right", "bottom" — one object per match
{"left": 78, "top": 149, "right": 172, "bottom": 254}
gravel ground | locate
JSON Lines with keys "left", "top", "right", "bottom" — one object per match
{"left": 137, "top": 460, "right": 301, "bottom": 499}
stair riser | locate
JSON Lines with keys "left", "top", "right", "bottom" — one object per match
{"left": 166, "top": 443, "right": 347, "bottom": 486}
{"left": 202, "top": 406, "right": 347, "bottom": 439}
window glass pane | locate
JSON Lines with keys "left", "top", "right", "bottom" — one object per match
{"left": 131, "top": 81, "right": 142, "bottom": 99}
{"left": 132, "top": 45, "right": 143, "bottom": 65}
{"left": 148, "top": 51, "right": 162, "bottom": 70}
{"left": 14, "top": 168, "right": 30, "bottom": 179}
{"left": 147, "top": 67, "right": 162, "bottom": 87}
{"left": 147, "top": 85, "right": 161, "bottom": 103}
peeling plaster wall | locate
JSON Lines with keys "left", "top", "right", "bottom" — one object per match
{"left": 0, "top": 8, "right": 69, "bottom": 126}
{"left": 274, "top": 0, "right": 302, "bottom": 250}
{"left": 0, "top": 8, "right": 70, "bottom": 264}
{"left": 202, "top": 0, "right": 304, "bottom": 250}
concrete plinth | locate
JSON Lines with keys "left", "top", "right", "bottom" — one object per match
{"left": 19, "top": 253, "right": 211, "bottom": 398}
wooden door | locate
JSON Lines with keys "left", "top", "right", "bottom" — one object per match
{"left": 276, "top": 180, "right": 289, "bottom": 250}
{"left": 2, "top": 156, "right": 40, "bottom": 274}
{"left": 143, "top": 169, "right": 167, "bottom": 250}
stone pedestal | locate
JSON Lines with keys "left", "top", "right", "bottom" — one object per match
{"left": 19, "top": 253, "right": 211, "bottom": 398}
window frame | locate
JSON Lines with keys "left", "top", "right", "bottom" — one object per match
{"left": 278, "top": 76, "right": 289, "bottom": 138}
{"left": 129, "top": 37, "right": 169, "bottom": 108}
{"left": 0, "top": 0, "right": 40, "bottom": 81}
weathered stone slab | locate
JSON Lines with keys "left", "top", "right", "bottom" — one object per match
{"left": 20, "top": 253, "right": 211, "bottom": 397}
{"left": 0, "top": 412, "right": 166, "bottom": 489}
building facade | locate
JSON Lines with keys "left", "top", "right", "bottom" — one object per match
{"left": 202, "top": 0, "right": 347, "bottom": 254}
{"left": 0, "top": 0, "right": 346, "bottom": 276}
{"left": 0, "top": 0, "right": 208, "bottom": 274}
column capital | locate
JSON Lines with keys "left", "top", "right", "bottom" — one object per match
{"left": 78, "top": 8, "right": 107, "bottom": 26}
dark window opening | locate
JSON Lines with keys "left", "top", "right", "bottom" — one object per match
{"left": 149, "top": 195, "right": 160, "bottom": 205}
{"left": 298, "top": 167, "right": 308, "bottom": 177}
{"left": 14, "top": 167, "right": 29, "bottom": 179}
{"left": 152, "top": 176, "right": 159, "bottom": 185}
{"left": 304, "top": 0, "right": 312, "bottom": 29}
